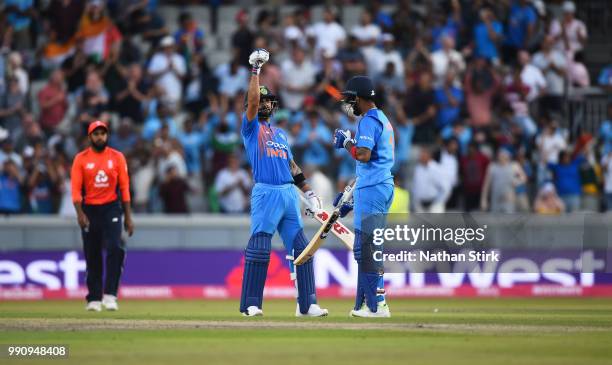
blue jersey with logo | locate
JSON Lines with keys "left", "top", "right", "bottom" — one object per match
{"left": 242, "top": 114, "right": 294, "bottom": 185}
{"left": 354, "top": 109, "right": 395, "bottom": 189}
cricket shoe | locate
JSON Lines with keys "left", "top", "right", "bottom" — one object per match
{"left": 86, "top": 301, "right": 102, "bottom": 312}
{"left": 295, "top": 304, "right": 329, "bottom": 317}
{"left": 102, "top": 294, "right": 119, "bottom": 311}
{"left": 350, "top": 302, "right": 391, "bottom": 318}
{"left": 243, "top": 306, "right": 264, "bottom": 317}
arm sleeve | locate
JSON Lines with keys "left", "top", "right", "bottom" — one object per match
{"left": 241, "top": 113, "right": 258, "bottom": 138}
{"left": 118, "top": 153, "right": 131, "bottom": 202}
{"left": 71, "top": 155, "right": 83, "bottom": 203}
{"left": 355, "top": 117, "right": 382, "bottom": 150}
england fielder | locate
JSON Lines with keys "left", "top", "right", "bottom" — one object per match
{"left": 333, "top": 76, "right": 395, "bottom": 317}
{"left": 239, "top": 48, "right": 328, "bottom": 317}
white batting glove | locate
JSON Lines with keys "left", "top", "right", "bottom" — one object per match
{"left": 248, "top": 48, "right": 269, "bottom": 74}
{"left": 304, "top": 190, "right": 322, "bottom": 217}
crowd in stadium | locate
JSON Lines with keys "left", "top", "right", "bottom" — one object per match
{"left": 1, "top": 0, "right": 612, "bottom": 215}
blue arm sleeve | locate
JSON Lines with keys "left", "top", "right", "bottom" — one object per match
{"left": 355, "top": 117, "right": 382, "bottom": 150}
{"left": 241, "top": 113, "right": 258, "bottom": 138}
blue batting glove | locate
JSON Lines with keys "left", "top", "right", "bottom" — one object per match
{"left": 333, "top": 129, "right": 351, "bottom": 149}
{"left": 332, "top": 192, "right": 343, "bottom": 207}
{"left": 338, "top": 200, "right": 354, "bottom": 218}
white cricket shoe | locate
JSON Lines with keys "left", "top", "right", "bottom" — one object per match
{"left": 350, "top": 302, "right": 391, "bottom": 318}
{"left": 243, "top": 306, "right": 263, "bottom": 317}
{"left": 295, "top": 303, "right": 329, "bottom": 317}
{"left": 86, "top": 301, "right": 102, "bottom": 312}
{"left": 102, "top": 294, "right": 119, "bottom": 311}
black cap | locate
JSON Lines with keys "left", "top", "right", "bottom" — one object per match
{"left": 342, "top": 76, "right": 375, "bottom": 100}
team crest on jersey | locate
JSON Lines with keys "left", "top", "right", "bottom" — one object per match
{"left": 86, "top": 163, "right": 95, "bottom": 170}
{"left": 108, "top": 160, "right": 113, "bottom": 169}
{"left": 94, "top": 170, "right": 109, "bottom": 187}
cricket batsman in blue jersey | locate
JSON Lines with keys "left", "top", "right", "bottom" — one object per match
{"left": 239, "top": 48, "right": 328, "bottom": 317}
{"left": 333, "top": 76, "right": 395, "bottom": 317}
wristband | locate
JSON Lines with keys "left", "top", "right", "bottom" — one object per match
{"left": 350, "top": 146, "right": 358, "bottom": 160}
{"left": 293, "top": 172, "right": 306, "bottom": 186}
{"left": 251, "top": 66, "right": 261, "bottom": 75}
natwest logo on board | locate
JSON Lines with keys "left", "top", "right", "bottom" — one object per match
{"left": 0, "top": 251, "right": 86, "bottom": 289}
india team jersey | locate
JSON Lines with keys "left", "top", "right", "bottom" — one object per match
{"left": 354, "top": 108, "right": 395, "bottom": 189}
{"left": 241, "top": 114, "right": 294, "bottom": 185}
{"left": 71, "top": 147, "right": 131, "bottom": 205}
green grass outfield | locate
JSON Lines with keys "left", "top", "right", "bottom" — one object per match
{"left": 1, "top": 298, "right": 612, "bottom": 365}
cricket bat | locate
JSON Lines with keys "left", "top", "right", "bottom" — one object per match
{"left": 294, "top": 182, "right": 356, "bottom": 265}
{"left": 299, "top": 194, "right": 354, "bottom": 251}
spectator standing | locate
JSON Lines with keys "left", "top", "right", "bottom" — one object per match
{"left": 472, "top": 7, "right": 503, "bottom": 63}
{"left": 549, "top": 1, "right": 587, "bottom": 59}
{"left": 280, "top": 47, "right": 316, "bottom": 111}
{"left": 412, "top": 148, "right": 448, "bottom": 213}
{"left": 480, "top": 148, "right": 526, "bottom": 213}
{"left": 159, "top": 165, "right": 190, "bottom": 214}
{"left": 0, "top": 77, "right": 25, "bottom": 136}
{"left": 434, "top": 70, "right": 463, "bottom": 130}
{"left": 307, "top": 7, "right": 346, "bottom": 59}
{"left": 404, "top": 72, "right": 436, "bottom": 145}
{"left": 0, "top": 159, "right": 23, "bottom": 214}
{"left": 464, "top": 58, "right": 499, "bottom": 127}
{"left": 147, "top": 36, "right": 187, "bottom": 110}
{"left": 37, "top": 69, "right": 68, "bottom": 135}
{"left": 115, "top": 63, "right": 151, "bottom": 124}
{"left": 214, "top": 154, "right": 251, "bottom": 214}
{"left": 503, "top": 0, "right": 537, "bottom": 63}
{"left": 548, "top": 150, "right": 583, "bottom": 212}
{"left": 532, "top": 36, "right": 567, "bottom": 114}
{"left": 232, "top": 9, "right": 255, "bottom": 68}
{"left": 75, "top": 0, "right": 122, "bottom": 61}
{"left": 174, "top": 12, "right": 205, "bottom": 66}
{"left": 431, "top": 35, "right": 465, "bottom": 87}
{"left": 460, "top": 142, "right": 490, "bottom": 211}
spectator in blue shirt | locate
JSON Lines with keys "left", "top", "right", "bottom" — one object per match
{"left": 434, "top": 70, "right": 464, "bottom": 129}
{"left": 503, "top": 0, "right": 537, "bottom": 63}
{"left": 599, "top": 103, "right": 612, "bottom": 156}
{"left": 4, "top": 0, "right": 34, "bottom": 50}
{"left": 473, "top": 7, "right": 503, "bottom": 62}
{"left": 142, "top": 102, "right": 179, "bottom": 140}
{"left": 110, "top": 118, "right": 139, "bottom": 153}
{"left": 0, "top": 159, "right": 23, "bottom": 214}
{"left": 295, "top": 111, "right": 332, "bottom": 168}
{"left": 178, "top": 116, "right": 207, "bottom": 176}
{"left": 548, "top": 150, "right": 584, "bottom": 212}
{"left": 174, "top": 12, "right": 205, "bottom": 65}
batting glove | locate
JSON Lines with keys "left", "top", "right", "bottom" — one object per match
{"left": 332, "top": 192, "right": 354, "bottom": 218}
{"left": 248, "top": 48, "right": 270, "bottom": 75}
{"left": 333, "top": 129, "right": 352, "bottom": 149}
{"left": 304, "top": 190, "right": 322, "bottom": 217}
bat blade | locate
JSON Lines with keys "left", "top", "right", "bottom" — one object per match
{"left": 294, "top": 211, "right": 340, "bottom": 265}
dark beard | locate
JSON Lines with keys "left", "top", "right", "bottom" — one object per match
{"left": 91, "top": 141, "right": 107, "bottom": 152}
{"left": 352, "top": 102, "right": 362, "bottom": 116}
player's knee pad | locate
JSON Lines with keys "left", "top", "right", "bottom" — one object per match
{"left": 293, "top": 230, "right": 317, "bottom": 314}
{"left": 245, "top": 232, "right": 272, "bottom": 262}
{"left": 240, "top": 232, "right": 272, "bottom": 313}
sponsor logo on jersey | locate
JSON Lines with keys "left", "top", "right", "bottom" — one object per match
{"left": 265, "top": 140, "right": 289, "bottom": 159}
{"left": 86, "top": 163, "right": 95, "bottom": 170}
{"left": 108, "top": 160, "right": 113, "bottom": 169}
{"left": 94, "top": 170, "right": 110, "bottom": 187}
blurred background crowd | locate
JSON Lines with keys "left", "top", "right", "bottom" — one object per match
{"left": 1, "top": 0, "right": 612, "bottom": 216}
